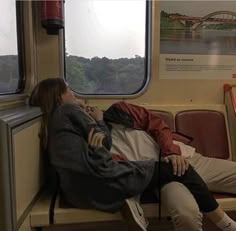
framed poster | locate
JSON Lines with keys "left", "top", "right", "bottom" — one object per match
{"left": 160, "top": 1, "right": 236, "bottom": 79}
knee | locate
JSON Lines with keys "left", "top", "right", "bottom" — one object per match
{"left": 169, "top": 203, "right": 203, "bottom": 230}
{"left": 161, "top": 182, "right": 203, "bottom": 230}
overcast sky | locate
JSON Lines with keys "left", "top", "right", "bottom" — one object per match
{"left": 0, "top": 0, "right": 17, "bottom": 55}
{"left": 1, "top": 1, "right": 236, "bottom": 57}
{"left": 65, "top": 0, "right": 145, "bottom": 59}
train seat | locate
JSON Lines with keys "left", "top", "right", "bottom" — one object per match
{"left": 30, "top": 106, "right": 236, "bottom": 230}
{"left": 30, "top": 190, "right": 52, "bottom": 227}
{"left": 151, "top": 110, "right": 174, "bottom": 131}
{"left": 175, "top": 110, "right": 230, "bottom": 159}
{"left": 175, "top": 109, "right": 236, "bottom": 210}
{"left": 51, "top": 194, "right": 169, "bottom": 228}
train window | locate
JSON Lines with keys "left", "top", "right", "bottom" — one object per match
{"left": 0, "top": 0, "right": 24, "bottom": 95}
{"left": 64, "top": 0, "right": 151, "bottom": 96}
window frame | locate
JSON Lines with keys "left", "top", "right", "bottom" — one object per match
{"left": 0, "top": 0, "right": 25, "bottom": 96}
{"left": 16, "top": 0, "right": 26, "bottom": 94}
{"left": 63, "top": 0, "right": 152, "bottom": 98}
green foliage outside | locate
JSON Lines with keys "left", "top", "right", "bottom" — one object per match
{"left": 0, "top": 55, "right": 146, "bottom": 94}
{"left": 0, "top": 55, "right": 19, "bottom": 93}
{"left": 65, "top": 55, "right": 145, "bottom": 94}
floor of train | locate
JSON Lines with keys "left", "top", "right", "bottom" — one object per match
{"left": 42, "top": 211, "right": 236, "bottom": 231}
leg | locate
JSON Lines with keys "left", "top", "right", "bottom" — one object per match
{"left": 157, "top": 162, "right": 236, "bottom": 231}
{"left": 156, "top": 162, "right": 219, "bottom": 213}
{"left": 161, "top": 182, "right": 203, "bottom": 231}
{"left": 188, "top": 153, "right": 236, "bottom": 193}
{"left": 205, "top": 207, "right": 236, "bottom": 231}
{"left": 160, "top": 182, "right": 236, "bottom": 231}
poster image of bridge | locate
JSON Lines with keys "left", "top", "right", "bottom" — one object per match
{"left": 159, "top": 1, "right": 236, "bottom": 79}
{"left": 160, "top": 1, "right": 236, "bottom": 55}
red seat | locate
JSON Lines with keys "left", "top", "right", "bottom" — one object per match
{"left": 151, "top": 110, "right": 174, "bottom": 131}
{"left": 213, "top": 193, "right": 236, "bottom": 199}
{"left": 175, "top": 110, "right": 229, "bottom": 159}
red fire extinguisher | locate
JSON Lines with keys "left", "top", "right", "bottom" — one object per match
{"left": 41, "top": 0, "right": 64, "bottom": 34}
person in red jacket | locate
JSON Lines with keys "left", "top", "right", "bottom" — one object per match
{"left": 29, "top": 78, "right": 236, "bottom": 231}
{"left": 104, "top": 102, "right": 236, "bottom": 231}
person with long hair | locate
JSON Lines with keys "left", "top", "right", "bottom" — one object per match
{"left": 29, "top": 78, "right": 236, "bottom": 231}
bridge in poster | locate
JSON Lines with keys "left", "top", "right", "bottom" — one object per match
{"left": 169, "top": 10, "right": 236, "bottom": 30}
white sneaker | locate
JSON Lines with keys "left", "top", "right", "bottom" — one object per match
{"left": 121, "top": 197, "right": 149, "bottom": 231}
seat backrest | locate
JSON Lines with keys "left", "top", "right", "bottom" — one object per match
{"left": 151, "top": 110, "right": 174, "bottom": 131}
{"left": 175, "top": 110, "right": 229, "bottom": 159}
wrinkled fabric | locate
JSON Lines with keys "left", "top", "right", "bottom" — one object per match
{"left": 48, "top": 103, "right": 155, "bottom": 212}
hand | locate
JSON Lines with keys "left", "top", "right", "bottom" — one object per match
{"left": 76, "top": 98, "right": 86, "bottom": 109}
{"left": 87, "top": 107, "right": 103, "bottom": 121}
{"left": 88, "top": 128, "right": 105, "bottom": 148}
{"left": 163, "top": 154, "right": 189, "bottom": 176}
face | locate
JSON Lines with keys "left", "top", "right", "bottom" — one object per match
{"left": 61, "top": 87, "right": 86, "bottom": 109}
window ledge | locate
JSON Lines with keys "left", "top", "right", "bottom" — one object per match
{"left": 0, "top": 94, "right": 28, "bottom": 109}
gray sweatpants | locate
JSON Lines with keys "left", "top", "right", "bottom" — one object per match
{"left": 161, "top": 153, "right": 236, "bottom": 231}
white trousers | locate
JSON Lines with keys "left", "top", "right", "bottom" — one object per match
{"left": 161, "top": 153, "right": 236, "bottom": 231}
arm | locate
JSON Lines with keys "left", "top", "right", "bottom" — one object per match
{"left": 92, "top": 120, "right": 112, "bottom": 150}
{"left": 112, "top": 101, "right": 181, "bottom": 157}
{"left": 86, "top": 107, "right": 112, "bottom": 150}
{"left": 109, "top": 102, "right": 190, "bottom": 176}
{"left": 49, "top": 104, "right": 119, "bottom": 177}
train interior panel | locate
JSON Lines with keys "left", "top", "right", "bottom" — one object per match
{"left": 0, "top": 1, "right": 236, "bottom": 231}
